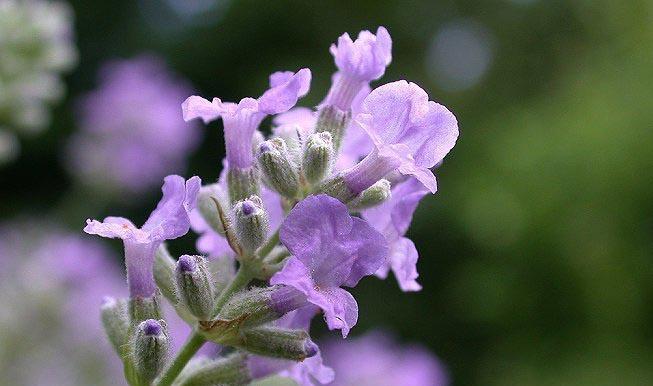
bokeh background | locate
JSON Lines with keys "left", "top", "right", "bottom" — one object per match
{"left": 2, "top": 0, "right": 653, "bottom": 385}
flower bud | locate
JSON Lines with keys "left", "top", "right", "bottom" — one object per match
{"left": 197, "top": 183, "right": 228, "bottom": 234}
{"left": 232, "top": 196, "right": 269, "bottom": 255}
{"left": 237, "top": 327, "right": 319, "bottom": 361}
{"left": 176, "top": 354, "right": 250, "bottom": 386}
{"left": 228, "top": 166, "right": 260, "bottom": 204}
{"left": 101, "top": 297, "right": 130, "bottom": 355}
{"left": 175, "top": 255, "right": 215, "bottom": 320}
{"left": 132, "top": 319, "right": 169, "bottom": 384}
{"left": 218, "top": 286, "right": 306, "bottom": 329}
{"left": 315, "top": 105, "right": 350, "bottom": 151}
{"left": 257, "top": 138, "right": 300, "bottom": 199}
{"left": 347, "top": 179, "right": 392, "bottom": 210}
{"left": 302, "top": 132, "right": 334, "bottom": 185}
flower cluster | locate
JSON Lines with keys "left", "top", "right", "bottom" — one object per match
{"left": 0, "top": 0, "right": 78, "bottom": 163}
{"left": 86, "top": 26, "right": 458, "bottom": 386}
{"left": 66, "top": 56, "right": 201, "bottom": 194}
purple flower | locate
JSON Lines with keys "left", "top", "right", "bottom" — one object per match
{"left": 342, "top": 80, "right": 458, "bottom": 195}
{"left": 182, "top": 68, "right": 311, "bottom": 170}
{"left": 322, "top": 331, "right": 449, "bottom": 386}
{"left": 324, "top": 27, "right": 392, "bottom": 110}
{"left": 362, "top": 178, "right": 429, "bottom": 291}
{"left": 66, "top": 56, "right": 201, "bottom": 194}
{"left": 270, "top": 194, "right": 388, "bottom": 337}
{"left": 85, "top": 175, "right": 201, "bottom": 298}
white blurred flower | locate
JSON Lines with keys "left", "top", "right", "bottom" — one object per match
{"left": 0, "top": 0, "right": 78, "bottom": 139}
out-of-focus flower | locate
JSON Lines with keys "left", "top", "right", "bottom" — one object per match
{"left": 0, "top": 221, "right": 125, "bottom": 386}
{"left": 66, "top": 56, "right": 201, "bottom": 194}
{"left": 0, "top": 0, "right": 77, "bottom": 162}
{"left": 270, "top": 194, "right": 388, "bottom": 337}
{"left": 362, "top": 178, "right": 429, "bottom": 291}
{"left": 322, "top": 331, "right": 449, "bottom": 386}
{"left": 426, "top": 19, "right": 495, "bottom": 92}
{"left": 85, "top": 175, "right": 200, "bottom": 299}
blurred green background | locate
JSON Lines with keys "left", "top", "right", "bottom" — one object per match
{"left": 2, "top": 0, "right": 653, "bottom": 385}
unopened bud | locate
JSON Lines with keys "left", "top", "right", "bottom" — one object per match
{"left": 348, "top": 179, "right": 392, "bottom": 210}
{"left": 232, "top": 196, "right": 269, "bottom": 254}
{"left": 302, "top": 132, "right": 334, "bottom": 184}
{"left": 237, "top": 327, "right": 318, "bottom": 361}
{"left": 257, "top": 138, "right": 300, "bottom": 199}
{"left": 218, "top": 286, "right": 306, "bottom": 329}
{"left": 177, "top": 354, "right": 250, "bottom": 386}
{"left": 101, "top": 297, "right": 130, "bottom": 355}
{"left": 228, "top": 166, "right": 260, "bottom": 204}
{"left": 175, "top": 255, "right": 215, "bottom": 320}
{"left": 132, "top": 319, "right": 169, "bottom": 384}
{"left": 315, "top": 105, "right": 350, "bottom": 151}
{"left": 197, "top": 183, "right": 228, "bottom": 234}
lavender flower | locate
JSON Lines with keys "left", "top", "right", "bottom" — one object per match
{"left": 341, "top": 80, "right": 459, "bottom": 195}
{"left": 362, "top": 178, "right": 429, "bottom": 291}
{"left": 270, "top": 194, "right": 388, "bottom": 337}
{"left": 182, "top": 68, "right": 311, "bottom": 170}
{"left": 322, "top": 331, "right": 449, "bottom": 386}
{"left": 324, "top": 27, "right": 392, "bottom": 110}
{"left": 66, "top": 56, "right": 200, "bottom": 193}
{"left": 85, "top": 175, "right": 201, "bottom": 298}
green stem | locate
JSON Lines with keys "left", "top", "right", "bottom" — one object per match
{"left": 156, "top": 333, "right": 205, "bottom": 386}
{"left": 155, "top": 267, "right": 253, "bottom": 386}
{"left": 257, "top": 229, "right": 280, "bottom": 259}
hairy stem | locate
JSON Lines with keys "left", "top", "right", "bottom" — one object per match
{"left": 257, "top": 229, "right": 280, "bottom": 259}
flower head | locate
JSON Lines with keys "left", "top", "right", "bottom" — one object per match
{"left": 342, "top": 80, "right": 458, "bottom": 194}
{"left": 362, "top": 178, "right": 429, "bottom": 291}
{"left": 84, "top": 175, "right": 201, "bottom": 298}
{"left": 67, "top": 56, "right": 200, "bottom": 193}
{"left": 182, "top": 68, "right": 311, "bottom": 169}
{"left": 270, "top": 194, "right": 388, "bottom": 337}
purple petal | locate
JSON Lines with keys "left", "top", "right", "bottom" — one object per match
{"left": 307, "top": 287, "right": 358, "bottom": 338}
{"left": 279, "top": 194, "right": 353, "bottom": 263}
{"left": 142, "top": 175, "right": 201, "bottom": 241}
{"left": 363, "top": 177, "right": 429, "bottom": 238}
{"left": 330, "top": 26, "right": 392, "bottom": 82}
{"left": 389, "top": 237, "right": 422, "bottom": 292}
{"left": 358, "top": 80, "right": 458, "bottom": 169}
{"left": 341, "top": 217, "right": 388, "bottom": 287}
{"left": 281, "top": 351, "right": 335, "bottom": 386}
{"left": 84, "top": 216, "right": 148, "bottom": 242}
{"left": 182, "top": 96, "right": 222, "bottom": 124}
{"left": 258, "top": 68, "right": 312, "bottom": 114}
